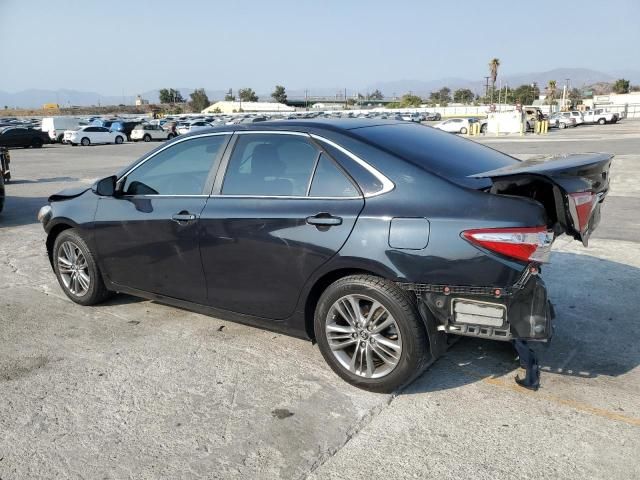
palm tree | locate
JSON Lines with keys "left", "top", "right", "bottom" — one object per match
{"left": 546, "top": 80, "right": 557, "bottom": 110}
{"left": 489, "top": 58, "right": 500, "bottom": 89}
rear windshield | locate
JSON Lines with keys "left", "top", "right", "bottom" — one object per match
{"left": 352, "top": 123, "right": 518, "bottom": 185}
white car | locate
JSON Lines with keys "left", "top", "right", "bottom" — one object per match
{"left": 131, "top": 124, "right": 175, "bottom": 142}
{"left": 64, "top": 126, "right": 126, "bottom": 146}
{"left": 177, "top": 121, "right": 212, "bottom": 135}
{"left": 433, "top": 118, "right": 481, "bottom": 134}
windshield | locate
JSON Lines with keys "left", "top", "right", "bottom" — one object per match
{"left": 352, "top": 123, "right": 519, "bottom": 187}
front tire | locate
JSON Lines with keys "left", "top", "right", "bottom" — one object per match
{"left": 81, "top": 137, "right": 90, "bottom": 146}
{"left": 53, "top": 229, "right": 111, "bottom": 305}
{"left": 314, "top": 275, "right": 429, "bottom": 393}
{"left": 460, "top": 127, "right": 468, "bottom": 134}
{"left": 115, "top": 135, "right": 124, "bottom": 144}
{"left": 167, "top": 133, "right": 175, "bottom": 140}
{"left": 143, "top": 134, "right": 151, "bottom": 142}
{"left": 598, "top": 118, "right": 606, "bottom": 125}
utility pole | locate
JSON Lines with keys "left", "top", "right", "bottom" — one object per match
{"left": 484, "top": 76, "right": 490, "bottom": 103}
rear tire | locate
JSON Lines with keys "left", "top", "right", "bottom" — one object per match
{"left": 314, "top": 275, "right": 429, "bottom": 393}
{"left": 167, "top": 133, "right": 175, "bottom": 140}
{"left": 115, "top": 135, "right": 124, "bottom": 144}
{"left": 481, "top": 124, "right": 487, "bottom": 133}
{"left": 143, "top": 134, "right": 151, "bottom": 142}
{"left": 560, "top": 122, "right": 567, "bottom": 129}
{"left": 598, "top": 118, "right": 606, "bottom": 125}
{"left": 460, "top": 127, "right": 468, "bottom": 134}
{"left": 81, "top": 137, "right": 90, "bottom": 146}
{"left": 53, "top": 229, "right": 112, "bottom": 306}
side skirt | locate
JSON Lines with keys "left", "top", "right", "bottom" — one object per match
{"left": 104, "top": 280, "right": 310, "bottom": 340}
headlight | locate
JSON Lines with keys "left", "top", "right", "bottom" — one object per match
{"left": 37, "top": 205, "right": 52, "bottom": 225}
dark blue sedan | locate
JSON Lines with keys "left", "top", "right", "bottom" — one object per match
{"left": 38, "top": 120, "right": 612, "bottom": 392}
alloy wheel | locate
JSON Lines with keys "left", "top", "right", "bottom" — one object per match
{"left": 325, "top": 294, "right": 402, "bottom": 378}
{"left": 57, "top": 241, "right": 90, "bottom": 296}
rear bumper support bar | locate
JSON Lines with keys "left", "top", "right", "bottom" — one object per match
{"left": 513, "top": 340, "right": 541, "bottom": 390}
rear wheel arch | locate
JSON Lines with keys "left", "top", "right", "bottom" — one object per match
{"left": 304, "top": 268, "right": 382, "bottom": 340}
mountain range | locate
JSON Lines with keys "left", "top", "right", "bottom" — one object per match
{"left": 2, "top": 68, "right": 639, "bottom": 108}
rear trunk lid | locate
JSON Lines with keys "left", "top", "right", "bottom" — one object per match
{"left": 471, "top": 153, "right": 613, "bottom": 245}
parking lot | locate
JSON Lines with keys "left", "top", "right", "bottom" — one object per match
{"left": 1, "top": 121, "right": 639, "bottom": 479}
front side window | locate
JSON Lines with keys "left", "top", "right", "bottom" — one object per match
{"left": 123, "top": 135, "right": 227, "bottom": 195}
{"left": 222, "top": 134, "right": 319, "bottom": 196}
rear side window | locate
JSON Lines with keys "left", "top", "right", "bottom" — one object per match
{"left": 222, "top": 134, "right": 319, "bottom": 196}
{"left": 309, "top": 154, "right": 359, "bottom": 197}
{"left": 318, "top": 142, "right": 383, "bottom": 196}
{"left": 353, "top": 123, "right": 518, "bottom": 184}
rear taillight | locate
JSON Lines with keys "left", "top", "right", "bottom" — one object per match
{"left": 462, "top": 226, "right": 554, "bottom": 263}
{"left": 567, "top": 192, "right": 596, "bottom": 233}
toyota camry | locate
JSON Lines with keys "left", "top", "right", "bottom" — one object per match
{"left": 38, "top": 120, "right": 612, "bottom": 392}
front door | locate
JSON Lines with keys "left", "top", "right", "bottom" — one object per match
{"left": 200, "top": 132, "right": 364, "bottom": 319}
{"left": 94, "top": 133, "right": 231, "bottom": 303}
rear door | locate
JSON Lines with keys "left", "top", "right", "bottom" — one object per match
{"left": 94, "top": 133, "right": 231, "bottom": 302}
{"left": 199, "top": 131, "right": 364, "bottom": 319}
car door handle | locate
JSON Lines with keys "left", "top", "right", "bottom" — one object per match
{"left": 306, "top": 213, "right": 342, "bottom": 226}
{"left": 172, "top": 212, "right": 197, "bottom": 223}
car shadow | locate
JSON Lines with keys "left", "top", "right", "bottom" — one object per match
{"left": 404, "top": 251, "right": 640, "bottom": 394}
{"left": 0, "top": 195, "right": 49, "bottom": 228}
{"left": 9, "top": 177, "right": 79, "bottom": 185}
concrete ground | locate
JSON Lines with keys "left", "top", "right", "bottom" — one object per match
{"left": 0, "top": 121, "right": 638, "bottom": 480}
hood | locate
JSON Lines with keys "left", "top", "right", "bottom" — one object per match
{"left": 48, "top": 185, "right": 91, "bottom": 202}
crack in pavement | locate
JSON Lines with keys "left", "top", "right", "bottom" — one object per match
{"left": 299, "top": 391, "right": 398, "bottom": 480}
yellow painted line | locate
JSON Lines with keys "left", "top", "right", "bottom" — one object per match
{"left": 481, "top": 375, "right": 640, "bottom": 427}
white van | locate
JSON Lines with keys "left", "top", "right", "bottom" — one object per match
{"left": 41, "top": 117, "right": 87, "bottom": 143}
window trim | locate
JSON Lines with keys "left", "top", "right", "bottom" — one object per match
{"left": 116, "top": 132, "right": 232, "bottom": 197}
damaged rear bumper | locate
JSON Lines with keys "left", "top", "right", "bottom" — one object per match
{"left": 398, "top": 268, "right": 555, "bottom": 342}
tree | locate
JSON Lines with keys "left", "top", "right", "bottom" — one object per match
{"left": 238, "top": 88, "right": 258, "bottom": 102}
{"left": 271, "top": 85, "right": 288, "bottom": 104}
{"left": 509, "top": 84, "right": 539, "bottom": 105}
{"left": 159, "top": 88, "right": 184, "bottom": 104}
{"left": 369, "top": 89, "right": 384, "bottom": 100}
{"left": 489, "top": 58, "right": 500, "bottom": 89}
{"left": 568, "top": 88, "right": 583, "bottom": 106}
{"left": 399, "top": 93, "right": 423, "bottom": 107}
{"left": 189, "top": 88, "right": 210, "bottom": 112}
{"left": 224, "top": 88, "right": 235, "bottom": 101}
{"left": 453, "top": 88, "right": 474, "bottom": 104}
{"left": 545, "top": 80, "right": 558, "bottom": 106}
{"left": 612, "top": 78, "right": 630, "bottom": 94}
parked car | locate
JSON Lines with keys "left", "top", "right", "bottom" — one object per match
{"left": 582, "top": 109, "right": 618, "bottom": 125}
{"left": 64, "top": 126, "right": 126, "bottom": 146}
{"left": 110, "top": 121, "right": 141, "bottom": 141}
{"left": 400, "top": 112, "right": 422, "bottom": 122}
{"left": 38, "top": 119, "right": 613, "bottom": 392}
{"left": 41, "top": 117, "right": 87, "bottom": 143}
{"left": 0, "top": 126, "right": 50, "bottom": 148}
{"left": 566, "top": 111, "right": 584, "bottom": 125}
{"left": 433, "top": 118, "right": 477, "bottom": 134}
{"left": 547, "top": 113, "right": 577, "bottom": 129}
{"left": 0, "top": 146, "right": 9, "bottom": 213}
{"left": 131, "top": 124, "right": 176, "bottom": 142}
{"left": 177, "top": 121, "right": 212, "bottom": 135}
{"left": 425, "top": 112, "right": 441, "bottom": 121}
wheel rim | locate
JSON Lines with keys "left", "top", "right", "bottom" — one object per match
{"left": 57, "top": 241, "right": 90, "bottom": 296}
{"left": 325, "top": 294, "right": 402, "bottom": 379}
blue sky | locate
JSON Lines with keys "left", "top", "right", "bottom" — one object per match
{"left": 1, "top": 0, "right": 638, "bottom": 94}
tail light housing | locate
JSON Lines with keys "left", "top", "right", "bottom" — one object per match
{"left": 567, "top": 192, "right": 596, "bottom": 234}
{"left": 462, "top": 226, "right": 554, "bottom": 263}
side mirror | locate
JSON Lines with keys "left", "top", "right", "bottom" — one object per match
{"left": 93, "top": 175, "right": 117, "bottom": 196}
